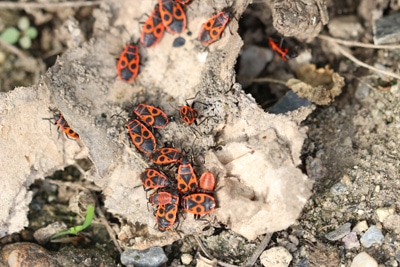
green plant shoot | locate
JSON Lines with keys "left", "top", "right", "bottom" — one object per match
{"left": 51, "top": 204, "right": 95, "bottom": 239}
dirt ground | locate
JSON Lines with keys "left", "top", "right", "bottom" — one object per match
{"left": 1, "top": 0, "right": 400, "bottom": 266}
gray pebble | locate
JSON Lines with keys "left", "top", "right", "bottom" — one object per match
{"left": 268, "top": 91, "right": 311, "bottom": 114}
{"left": 373, "top": 12, "right": 400, "bottom": 44}
{"left": 330, "top": 182, "right": 348, "bottom": 195}
{"left": 121, "top": 246, "right": 168, "bottom": 267}
{"left": 325, "top": 222, "right": 351, "bottom": 241}
{"left": 360, "top": 225, "right": 384, "bottom": 248}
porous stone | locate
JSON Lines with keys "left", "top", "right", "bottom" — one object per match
{"left": 260, "top": 246, "right": 292, "bottom": 267}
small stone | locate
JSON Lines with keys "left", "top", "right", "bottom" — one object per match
{"left": 352, "top": 221, "right": 368, "bottom": 234}
{"left": 120, "top": 247, "right": 168, "bottom": 267}
{"left": 360, "top": 226, "right": 384, "bottom": 248}
{"left": 288, "top": 235, "right": 299, "bottom": 246}
{"left": 330, "top": 182, "right": 348, "bottom": 195}
{"left": 350, "top": 252, "right": 378, "bottom": 267}
{"left": 181, "top": 253, "right": 193, "bottom": 265}
{"left": 34, "top": 221, "right": 67, "bottom": 244}
{"left": 296, "top": 258, "right": 310, "bottom": 267}
{"left": 328, "top": 15, "right": 364, "bottom": 40}
{"left": 355, "top": 81, "right": 370, "bottom": 99}
{"left": 260, "top": 246, "right": 292, "bottom": 267}
{"left": 268, "top": 90, "right": 311, "bottom": 114}
{"left": 342, "top": 232, "right": 360, "bottom": 250}
{"left": 325, "top": 223, "right": 351, "bottom": 241}
{"left": 376, "top": 206, "right": 395, "bottom": 222}
{"left": 383, "top": 215, "right": 400, "bottom": 234}
{"left": 373, "top": 12, "right": 400, "bottom": 44}
{"left": 0, "top": 242, "right": 60, "bottom": 267}
{"left": 305, "top": 156, "right": 327, "bottom": 180}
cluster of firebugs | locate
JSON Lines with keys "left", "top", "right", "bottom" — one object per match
{"left": 45, "top": 0, "right": 297, "bottom": 231}
{"left": 46, "top": 102, "right": 217, "bottom": 232}
{"left": 117, "top": 0, "right": 232, "bottom": 82}
{"left": 44, "top": 0, "right": 226, "bottom": 232}
{"left": 131, "top": 103, "right": 217, "bottom": 232}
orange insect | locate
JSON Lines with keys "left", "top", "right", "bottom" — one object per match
{"left": 182, "top": 193, "right": 216, "bottom": 218}
{"left": 140, "top": 168, "right": 171, "bottom": 191}
{"left": 198, "top": 9, "right": 231, "bottom": 45}
{"left": 199, "top": 171, "right": 216, "bottom": 193}
{"left": 179, "top": 102, "right": 200, "bottom": 125}
{"left": 150, "top": 147, "right": 183, "bottom": 165}
{"left": 141, "top": 4, "right": 165, "bottom": 48}
{"left": 176, "top": 156, "right": 198, "bottom": 193}
{"left": 155, "top": 202, "right": 179, "bottom": 231}
{"left": 159, "top": 0, "right": 187, "bottom": 34}
{"left": 126, "top": 119, "right": 156, "bottom": 154}
{"left": 149, "top": 191, "right": 179, "bottom": 206}
{"left": 44, "top": 111, "right": 80, "bottom": 139}
{"left": 117, "top": 42, "right": 140, "bottom": 82}
{"left": 133, "top": 103, "right": 169, "bottom": 129}
{"left": 267, "top": 38, "right": 297, "bottom": 61}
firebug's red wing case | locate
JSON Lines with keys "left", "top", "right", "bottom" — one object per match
{"left": 141, "top": 4, "right": 165, "bottom": 48}
{"left": 198, "top": 10, "right": 231, "bottom": 45}
{"left": 133, "top": 104, "right": 169, "bottom": 129}
{"left": 117, "top": 43, "right": 140, "bottom": 82}
{"left": 126, "top": 119, "right": 156, "bottom": 154}
{"left": 159, "top": 0, "right": 187, "bottom": 34}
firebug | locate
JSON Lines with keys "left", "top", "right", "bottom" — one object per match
{"left": 133, "top": 103, "right": 169, "bottom": 129}
{"left": 176, "top": 156, "right": 198, "bottom": 193}
{"left": 159, "top": 0, "right": 187, "bottom": 34}
{"left": 140, "top": 168, "right": 171, "bottom": 191}
{"left": 126, "top": 119, "right": 156, "bottom": 154}
{"left": 155, "top": 202, "right": 178, "bottom": 231}
{"left": 117, "top": 42, "right": 140, "bottom": 82}
{"left": 149, "top": 191, "right": 179, "bottom": 206}
{"left": 267, "top": 37, "right": 297, "bottom": 61}
{"left": 198, "top": 9, "right": 231, "bottom": 45}
{"left": 179, "top": 102, "right": 200, "bottom": 125}
{"left": 150, "top": 147, "right": 183, "bottom": 165}
{"left": 141, "top": 4, "right": 165, "bottom": 48}
{"left": 199, "top": 171, "right": 216, "bottom": 193}
{"left": 43, "top": 111, "right": 80, "bottom": 139}
{"left": 182, "top": 193, "right": 216, "bottom": 217}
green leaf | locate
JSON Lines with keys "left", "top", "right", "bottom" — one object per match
{"left": 25, "top": 27, "right": 38, "bottom": 39}
{"left": 18, "top": 16, "right": 30, "bottom": 31}
{"left": 69, "top": 204, "right": 95, "bottom": 234}
{"left": 0, "top": 27, "right": 20, "bottom": 44}
{"left": 19, "top": 36, "right": 32, "bottom": 49}
{"left": 50, "top": 204, "right": 95, "bottom": 240}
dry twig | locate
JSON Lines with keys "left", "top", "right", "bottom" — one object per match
{"left": 318, "top": 34, "right": 400, "bottom": 49}
{"left": 237, "top": 75, "right": 287, "bottom": 85}
{"left": 95, "top": 204, "right": 123, "bottom": 254}
{"left": 328, "top": 41, "right": 400, "bottom": 80}
{"left": 0, "top": 1, "right": 102, "bottom": 9}
{"left": 243, "top": 233, "right": 272, "bottom": 267}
